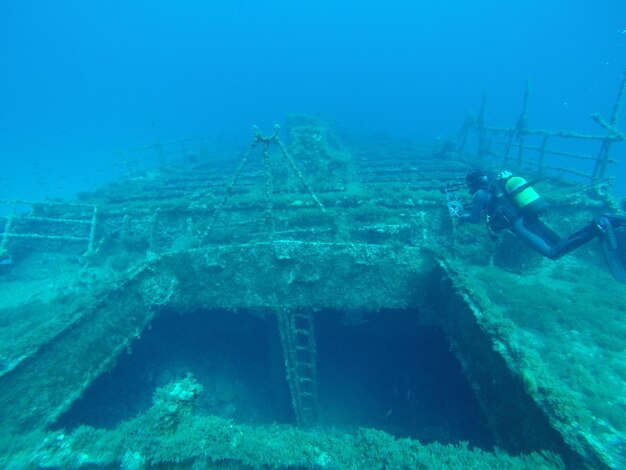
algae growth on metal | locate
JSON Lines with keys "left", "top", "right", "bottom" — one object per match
{"left": 0, "top": 115, "right": 625, "bottom": 469}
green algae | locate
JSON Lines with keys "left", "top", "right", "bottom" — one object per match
{"left": 455, "top": 261, "right": 626, "bottom": 468}
{"left": 29, "top": 376, "right": 563, "bottom": 470}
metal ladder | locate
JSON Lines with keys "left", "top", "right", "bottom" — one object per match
{"left": 277, "top": 308, "right": 319, "bottom": 426}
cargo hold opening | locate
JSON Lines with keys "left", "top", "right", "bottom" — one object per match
{"left": 54, "top": 307, "right": 495, "bottom": 450}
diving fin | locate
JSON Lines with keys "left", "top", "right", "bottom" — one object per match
{"left": 595, "top": 216, "right": 618, "bottom": 250}
{"left": 604, "top": 213, "right": 626, "bottom": 229}
{"left": 596, "top": 217, "right": 626, "bottom": 283}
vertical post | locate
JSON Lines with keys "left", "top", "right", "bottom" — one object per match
{"left": 593, "top": 141, "right": 610, "bottom": 182}
{"left": 515, "top": 80, "right": 530, "bottom": 169}
{"left": 0, "top": 203, "right": 17, "bottom": 258}
{"left": 84, "top": 205, "right": 98, "bottom": 257}
{"left": 537, "top": 134, "right": 549, "bottom": 174}
{"left": 261, "top": 141, "right": 276, "bottom": 241}
{"left": 593, "top": 72, "right": 626, "bottom": 180}
{"left": 501, "top": 130, "right": 514, "bottom": 166}
{"left": 477, "top": 91, "right": 487, "bottom": 158}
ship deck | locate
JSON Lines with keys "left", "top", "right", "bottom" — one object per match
{"left": 0, "top": 130, "right": 624, "bottom": 468}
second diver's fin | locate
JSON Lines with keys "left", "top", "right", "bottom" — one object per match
{"left": 604, "top": 214, "right": 626, "bottom": 229}
{"left": 596, "top": 216, "right": 618, "bottom": 250}
{"left": 602, "top": 243, "right": 626, "bottom": 283}
{"left": 596, "top": 217, "right": 626, "bottom": 283}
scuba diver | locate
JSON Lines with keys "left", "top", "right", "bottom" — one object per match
{"left": 457, "top": 169, "right": 626, "bottom": 282}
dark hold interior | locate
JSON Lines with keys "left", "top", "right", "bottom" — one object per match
{"left": 55, "top": 307, "right": 495, "bottom": 450}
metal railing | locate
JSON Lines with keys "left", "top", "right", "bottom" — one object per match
{"left": 456, "top": 73, "right": 626, "bottom": 182}
{"left": 112, "top": 132, "right": 247, "bottom": 175}
{"left": 0, "top": 199, "right": 98, "bottom": 259}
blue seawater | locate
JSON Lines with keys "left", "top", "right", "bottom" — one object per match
{"left": 0, "top": 0, "right": 625, "bottom": 197}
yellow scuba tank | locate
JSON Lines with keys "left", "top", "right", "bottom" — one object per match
{"left": 505, "top": 176, "right": 539, "bottom": 208}
{"left": 502, "top": 174, "right": 547, "bottom": 215}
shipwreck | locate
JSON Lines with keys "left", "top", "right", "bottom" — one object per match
{"left": 1, "top": 81, "right": 626, "bottom": 469}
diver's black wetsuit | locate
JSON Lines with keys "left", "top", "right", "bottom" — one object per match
{"left": 460, "top": 188, "right": 600, "bottom": 260}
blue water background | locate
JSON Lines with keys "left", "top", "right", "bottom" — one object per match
{"left": 1, "top": 1, "right": 625, "bottom": 201}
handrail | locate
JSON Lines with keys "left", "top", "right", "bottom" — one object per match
{"left": 0, "top": 200, "right": 98, "bottom": 258}
{"left": 457, "top": 73, "right": 626, "bottom": 182}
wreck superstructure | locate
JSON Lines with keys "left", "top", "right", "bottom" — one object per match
{"left": 0, "top": 110, "right": 625, "bottom": 468}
